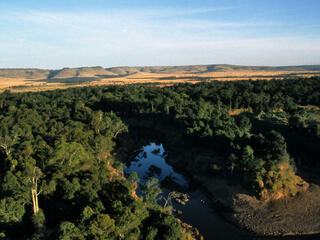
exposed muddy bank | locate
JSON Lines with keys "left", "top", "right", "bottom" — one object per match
{"left": 191, "top": 172, "right": 320, "bottom": 238}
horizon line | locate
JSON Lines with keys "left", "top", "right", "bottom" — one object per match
{"left": 1, "top": 63, "right": 320, "bottom": 71}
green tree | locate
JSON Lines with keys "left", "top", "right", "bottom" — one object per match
{"left": 58, "top": 222, "right": 85, "bottom": 240}
{"left": 89, "top": 214, "right": 117, "bottom": 240}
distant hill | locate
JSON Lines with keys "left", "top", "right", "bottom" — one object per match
{"left": 0, "top": 66, "right": 115, "bottom": 80}
{"left": 1, "top": 64, "right": 320, "bottom": 80}
{"left": 0, "top": 69, "right": 50, "bottom": 79}
{"left": 49, "top": 66, "right": 116, "bottom": 79}
{"left": 107, "top": 64, "right": 320, "bottom": 75}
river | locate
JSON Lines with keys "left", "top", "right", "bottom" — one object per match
{"left": 124, "top": 142, "right": 316, "bottom": 240}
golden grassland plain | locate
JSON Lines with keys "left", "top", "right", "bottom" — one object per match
{"left": 1, "top": 64, "right": 320, "bottom": 92}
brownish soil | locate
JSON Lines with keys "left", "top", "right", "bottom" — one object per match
{"left": 196, "top": 176, "right": 320, "bottom": 236}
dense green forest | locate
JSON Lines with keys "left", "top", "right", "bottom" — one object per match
{"left": 0, "top": 77, "right": 319, "bottom": 239}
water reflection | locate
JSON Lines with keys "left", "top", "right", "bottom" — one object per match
{"left": 125, "top": 143, "right": 188, "bottom": 186}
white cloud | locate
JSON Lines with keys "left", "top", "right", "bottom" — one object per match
{"left": 0, "top": 8, "right": 319, "bottom": 68}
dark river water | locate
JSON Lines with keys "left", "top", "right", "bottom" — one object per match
{"left": 124, "top": 143, "right": 315, "bottom": 240}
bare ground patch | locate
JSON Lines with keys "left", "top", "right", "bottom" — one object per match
{"left": 197, "top": 176, "right": 320, "bottom": 236}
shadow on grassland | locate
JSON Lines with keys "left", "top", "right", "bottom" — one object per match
{"left": 27, "top": 77, "right": 97, "bottom": 85}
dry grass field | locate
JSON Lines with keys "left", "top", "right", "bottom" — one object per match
{"left": 1, "top": 64, "right": 320, "bottom": 92}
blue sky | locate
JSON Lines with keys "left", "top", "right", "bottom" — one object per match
{"left": 0, "top": 0, "right": 319, "bottom": 68}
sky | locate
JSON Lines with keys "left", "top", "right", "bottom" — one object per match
{"left": 0, "top": 0, "right": 320, "bottom": 68}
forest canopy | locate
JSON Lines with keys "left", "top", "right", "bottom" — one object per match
{"left": 0, "top": 77, "right": 319, "bottom": 239}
